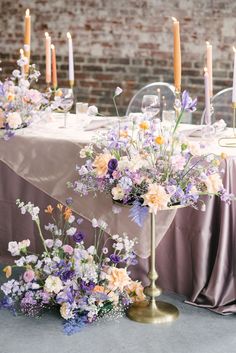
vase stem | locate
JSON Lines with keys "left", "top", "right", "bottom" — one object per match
{"left": 144, "top": 212, "right": 161, "bottom": 298}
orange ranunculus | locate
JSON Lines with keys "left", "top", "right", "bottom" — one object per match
{"left": 64, "top": 207, "right": 72, "bottom": 221}
{"left": 155, "top": 135, "right": 164, "bottom": 145}
{"left": 139, "top": 121, "right": 149, "bottom": 130}
{"left": 93, "top": 153, "right": 111, "bottom": 177}
{"left": 3, "top": 266, "right": 12, "bottom": 278}
{"left": 45, "top": 205, "right": 54, "bottom": 214}
{"left": 120, "top": 130, "right": 129, "bottom": 138}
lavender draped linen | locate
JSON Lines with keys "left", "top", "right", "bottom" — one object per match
{"left": 0, "top": 118, "right": 235, "bottom": 314}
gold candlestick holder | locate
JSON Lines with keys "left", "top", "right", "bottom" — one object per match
{"left": 127, "top": 212, "right": 179, "bottom": 324}
{"left": 218, "top": 103, "right": 236, "bottom": 147}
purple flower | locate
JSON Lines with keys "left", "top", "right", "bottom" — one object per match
{"left": 63, "top": 315, "right": 88, "bottom": 335}
{"left": 80, "top": 280, "right": 96, "bottom": 292}
{"left": 73, "top": 231, "right": 84, "bottom": 243}
{"left": 60, "top": 270, "right": 75, "bottom": 282}
{"left": 181, "top": 90, "right": 197, "bottom": 112}
{"left": 129, "top": 201, "right": 149, "bottom": 227}
{"left": 109, "top": 254, "right": 121, "bottom": 264}
{"left": 108, "top": 158, "right": 118, "bottom": 175}
{"left": 66, "top": 197, "right": 73, "bottom": 206}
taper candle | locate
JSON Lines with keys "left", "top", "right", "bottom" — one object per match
{"left": 45, "top": 32, "right": 51, "bottom": 85}
{"left": 24, "top": 9, "right": 31, "bottom": 72}
{"left": 67, "top": 32, "right": 74, "bottom": 87}
{"left": 232, "top": 47, "right": 236, "bottom": 104}
{"left": 204, "top": 67, "right": 211, "bottom": 125}
{"left": 172, "top": 17, "right": 181, "bottom": 93}
{"left": 206, "top": 41, "right": 213, "bottom": 97}
{"left": 51, "top": 44, "right": 58, "bottom": 90}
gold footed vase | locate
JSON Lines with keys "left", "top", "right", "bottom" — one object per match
{"left": 127, "top": 212, "right": 179, "bottom": 324}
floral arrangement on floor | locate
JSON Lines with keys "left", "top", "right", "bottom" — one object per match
{"left": 70, "top": 90, "right": 234, "bottom": 226}
{"left": 0, "top": 54, "right": 51, "bottom": 140}
{"left": 0, "top": 199, "right": 144, "bottom": 334}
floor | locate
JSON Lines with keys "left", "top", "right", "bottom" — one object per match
{"left": 0, "top": 289, "right": 235, "bottom": 353}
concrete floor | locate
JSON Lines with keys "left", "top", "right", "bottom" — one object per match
{"left": 0, "top": 291, "right": 235, "bottom": 353}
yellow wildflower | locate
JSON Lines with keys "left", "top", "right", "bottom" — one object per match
{"left": 139, "top": 121, "right": 149, "bottom": 130}
{"left": 155, "top": 135, "right": 164, "bottom": 145}
{"left": 3, "top": 266, "right": 12, "bottom": 278}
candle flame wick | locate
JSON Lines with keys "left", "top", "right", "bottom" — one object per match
{"left": 45, "top": 32, "right": 49, "bottom": 37}
{"left": 67, "top": 32, "right": 71, "bottom": 39}
{"left": 206, "top": 41, "right": 210, "bottom": 45}
{"left": 51, "top": 44, "right": 55, "bottom": 50}
{"left": 20, "top": 49, "right": 24, "bottom": 55}
{"left": 204, "top": 67, "right": 208, "bottom": 73}
{"left": 172, "top": 17, "right": 177, "bottom": 22}
{"left": 25, "top": 9, "right": 30, "bottom": 16}
{"left": 233, "top": 46, "right": 236, "bottom": 53}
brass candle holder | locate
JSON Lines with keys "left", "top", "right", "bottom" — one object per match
{"left": 127, "top": 211, "right": 179, "bottom": 324}
{"left": 218, "top": 102, "right": 236, "bottom": 147}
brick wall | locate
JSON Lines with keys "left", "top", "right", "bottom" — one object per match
{"left": 0, "top": 0, "right": 235, "bottom": 120}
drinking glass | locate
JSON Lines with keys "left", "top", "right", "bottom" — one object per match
{"left": 56, "top": 88, "right": 74, "bottom": 128}
{"left": 141, "top": 95, "right": 160, "bottom": 119}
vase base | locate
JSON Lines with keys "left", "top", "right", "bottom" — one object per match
{"left": 127, "top": 300, "right": 179, "bottom": 324}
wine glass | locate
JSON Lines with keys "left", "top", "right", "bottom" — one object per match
{"left": 55, "top": 88, "right": 74, "bottom": 128}
{"left": 141, "top": 95, "right": 160, "bottom": 120}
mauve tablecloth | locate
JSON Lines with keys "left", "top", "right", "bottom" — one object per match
{"left": 0, "top": 117, "right": 236, "bottom": 314}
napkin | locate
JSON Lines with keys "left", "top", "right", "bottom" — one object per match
{"left": 185, "top": 119, "right": 227, "bottom": 138}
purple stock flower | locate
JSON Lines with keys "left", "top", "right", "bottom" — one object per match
{"left": 73, "top": 231, "right": 84, "bottom": 243}
{"left": 181, "top": 90, "right": 197, "bottom": 112}
{"left": 108, "top": 158, "right": 118, "bottom": 175}
{"left": 109, "top": 254, "right": 121, "bottom": 264}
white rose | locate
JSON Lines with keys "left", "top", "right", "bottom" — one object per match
{"left": 7, "top": 112, "right": 22, "bottom": 129}
{"left": 44, "top": 275, "right": 63, "bottom": 294}
{"left": 111, "top": 185, "right": 125, "bottom": 201}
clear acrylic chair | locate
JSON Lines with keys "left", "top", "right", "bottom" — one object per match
{"left": 201, "top": 87, "right": 233, "bottom": 126}
{"left": 126, "top": 82, "right": 175, "bottom": 117}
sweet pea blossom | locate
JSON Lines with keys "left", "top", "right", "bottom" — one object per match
{"left": 114, "top": 87, "right": 123, "bottom": 97}
{"left": 23, "top": 270, "right": 35, "bottom": 283}
{"left": 62, "top": 245, "right": 74, "bottom": 255}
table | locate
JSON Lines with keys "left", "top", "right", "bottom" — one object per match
{"left": 0, "top": 114, "right": 235, "bottom": 314}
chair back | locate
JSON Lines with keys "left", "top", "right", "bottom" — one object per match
{"left": 126, "top": 82, "right": 175, "bottom": 117}
{"left": 201, "top": 87, "right": 233, "bottom": 126}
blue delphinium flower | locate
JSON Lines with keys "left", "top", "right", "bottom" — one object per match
{"left": 129, "top": 201, "right": 149, "bottom": 227}
{"left": 63, "top": 315, "right": 88, "bottom": 335}
{"left": 109, "top": 254, "right": 121, "bottom": 264}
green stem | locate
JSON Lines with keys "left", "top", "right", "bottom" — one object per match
{"left": 35, "top": 219, "right": 48, "bottom": 253}
{"left": 113, "top": 96, "right": 120, "bottom": 117}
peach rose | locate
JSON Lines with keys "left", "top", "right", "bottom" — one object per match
{"left": 125, "top": 281, "right": 145, "bottom": 302}
{"left": 204, "top": 173, "right": 223, "bottom": 194}
{"left": 0, "top": 110, "right": 4, "bottom": 128}
{"left": 93, "top": 285, "right": 119, "bottom": 304}
{"left": 142, "top": 183, "right": 170, "bottom": 214}
{"left": 93, "top": 153, "right": 111, "bottom": 177}
{"left": 106, "top": 267, "right": 131, "bottom": 291}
